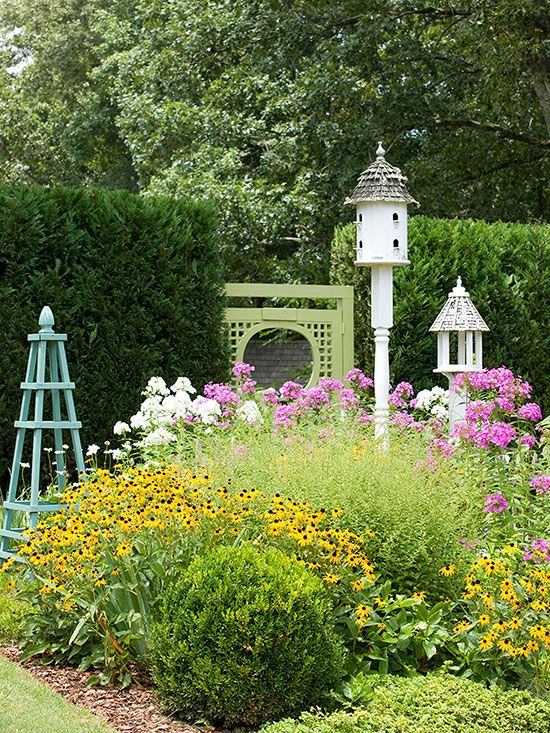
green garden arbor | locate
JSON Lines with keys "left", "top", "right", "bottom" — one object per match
{"left": 225, "top": 283, "right": 354, "bottom": 386}
{"left": 0, "top": 307, "right": 85, "bottom": 562}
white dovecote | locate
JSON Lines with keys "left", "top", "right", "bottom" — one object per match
{"left": 430, "top": 277, "right": 490, "bottom": 429}
{"left": 430, "top": 277, "right": 489, "bottom": 373}
{"left": 345, "top": 142, "right": 418, "bottom": 267}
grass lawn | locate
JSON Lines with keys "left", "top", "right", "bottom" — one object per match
{"left": 0, "top": 655, "right": 117, "bottom": 733}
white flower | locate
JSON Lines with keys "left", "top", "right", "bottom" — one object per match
{"left": 54, "top": 449, "right": 64, "bottom": 455}
{"left": 162, "top": 391, "right": 193, "bottom": 419}
{"left": 86, "top": 444, "right": 100, "bottom": 456}
{"left": 105, "top": 448, "right": 124, "bottom": 460}
{"left": 236, "top": 400, "right": 263, "bottom": 425}
{"left": 142, "top": 376, "right": 170, "bottom": 397}
{"left": 113, "top": 421, "right": 131, "bottom": 436}
{"left": 189, "top": 397, "right": 222, "bottom": 425}
{"left": 171, "top": 376, "right": 196, "bottom": 394}
{"left": 130, "top": 412, "right": 150, "bottom": 430}
{"left": 20, "top": 462, "right": 30, "bottom": 468}
{"left": 139, "top": 427, "right": 177, "bottom": 446}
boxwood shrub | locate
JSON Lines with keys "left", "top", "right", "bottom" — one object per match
{"left": 0, "top": 184, "right": 229, "bottom": 484}
{"left": 261, "top": 674, "right": 550, "bottom": 733}
{"left": 150, "top": 545, "right": 345, "bottom": 727}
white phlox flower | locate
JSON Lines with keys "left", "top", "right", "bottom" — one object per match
{"left": 236, "top": 400, "right": 263, "bottom": 425}
{"left": 171, "top": 377, "right": 196, "bottom": 394}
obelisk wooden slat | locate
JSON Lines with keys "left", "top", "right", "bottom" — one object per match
{"left": 0, "top": 307, "right": 86, "bottom": 562}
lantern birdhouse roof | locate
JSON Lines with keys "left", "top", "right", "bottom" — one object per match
{"left": 345, "top": 142, "right": 419, "bottom": 205}
{"left": 429, "top": 278, "right": 490, "bottom": 332}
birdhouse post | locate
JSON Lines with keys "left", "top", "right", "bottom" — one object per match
{"left": 346, "top": 143, "right": 418, "bottom": 441}
{"left": 429, "top": 278, "right": 490, "bottom": 428}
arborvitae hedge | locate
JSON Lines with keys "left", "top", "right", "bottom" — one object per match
{"left": 0, "top": 185, "right": 229, "bottom": 484}
{"left": 331, "top": 217, "right": 550, "bottom": 413}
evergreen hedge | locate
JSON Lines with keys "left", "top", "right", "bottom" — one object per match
{"left": 0, "top": 185, "right": 229, "bottom": 484}
{"left": 331, "top": 217, "right": 550, "bottom": 413}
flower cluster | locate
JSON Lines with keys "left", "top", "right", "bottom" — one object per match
{"left": 530, "top": 475, "right": 550, "bottom": 495}
{"left": 456, "top": 551, "right": 550, "bottom": 667}
{"left": 483, "top": 493, "right": 508, "bottom": 514}
{"left": 452, "top": 368, "right": 541, "bottom": 452}
{"left": 2, "top": 466, "right": 380, "bottom": 678}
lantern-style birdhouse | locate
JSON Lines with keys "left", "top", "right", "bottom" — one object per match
{"left": 430, "top": 277, "right": 489, "bottom": 374}
{"left": 345, "top": 143, "right": 418, "bottom": 266}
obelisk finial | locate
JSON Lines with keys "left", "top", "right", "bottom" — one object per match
{"left": 38, "top": 306, "right": 55, "bottom": 333}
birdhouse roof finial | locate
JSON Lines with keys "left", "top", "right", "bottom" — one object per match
{"left": 376, "top": 141, "right": 385, "bottom": 157}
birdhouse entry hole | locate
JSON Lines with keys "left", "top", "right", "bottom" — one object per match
{"left": 392, "top": 212, "right": 399, "bottom": 221}
{"left": 358, "top": 213, "right": 363, "bottom": 222}
{"left": 393, "top": 239, "right": 399, "bottom": 248}
{"left": 358, "top": 240, "right": 363, "bottom": 249}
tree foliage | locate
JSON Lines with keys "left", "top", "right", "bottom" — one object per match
{"left": 0, "top": 1, "right": 548, "bottom": 280}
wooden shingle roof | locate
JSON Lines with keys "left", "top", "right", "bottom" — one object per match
{"left": 345, "top": 143, "right": 418, "bottom": 205}
{"left": 430, "top": 278, "right": 490, "bottom": 332}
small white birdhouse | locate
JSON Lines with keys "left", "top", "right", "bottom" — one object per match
{"left": 430, "top": 277, "right": 489, "bottom": 374}
{"left": 345, "top": 142, "right": 418, "bottom": 266}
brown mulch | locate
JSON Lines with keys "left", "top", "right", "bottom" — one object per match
{"left": 0, "top": 645, "right": 211, "bottom": 733}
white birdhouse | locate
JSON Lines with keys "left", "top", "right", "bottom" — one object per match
{"left": 345, "top": 142, "right": 418, "bottom": 266}
{"left": 430, "top": 277, "right": 489, "bottom": 374}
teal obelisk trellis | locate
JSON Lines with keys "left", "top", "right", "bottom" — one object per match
{"left": 0, "top": 307, "right": 86, "bottom": 562}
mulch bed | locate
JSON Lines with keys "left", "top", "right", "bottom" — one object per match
{"left": 0, "top": 645, "right": 210, "bottom": 733}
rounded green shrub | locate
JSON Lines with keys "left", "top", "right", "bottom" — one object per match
{"left": 260, "top": 673, "right": 550, "bottom": 733}
{"left": 150, "top": 545, "right": 345, "bottom": 727}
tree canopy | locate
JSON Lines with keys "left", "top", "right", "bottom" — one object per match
{"left": 1, "top": 0, "right": 548, "bottom": 280}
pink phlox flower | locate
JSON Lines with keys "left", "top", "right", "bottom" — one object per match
{"left": 483, "top": 492, "right": 508, "bottom": 513}
{"left": 262, "top": 388, "right": 280, "bottom": 405}
{"left": 430, "top": 437, "right": 454, "bottom": 458}
{"left": 517, "top": 402, "right": 542, "bottom": 422}
{"left": 232, "top": 362, "right": 255, "bottom": 379}
{"left": 339, "top": 388, "right": 359, "bottom": 410}
{"left": 273, "top": 403, "right": 297, "bottom": 428}
{"left": 390, "top": 410, "right": 415, "bottom": 428}
{"left": 530, "top": 475, "right": 550, "bottom": 495}
{"left": 523, "top": 538, "right": 550, "bottom": 563}
{"left": 240, "top": 378, "right": 257, "bottom": 394}
{"left": 494, "top": 397, "right": 515, "bottom": 413}
{"left": 279, "top": 381, "right": 304, "bottom": 400}
{"left": 388, "top": 382, "right": 414, "bottom": 408}
{"left": 318, "top": 377, "right": 344, "bottom": 391}
{"left": 465, "top": 400, "right": 496, "bottom": 423}
{"left": 355, "top": 410, "right": 374, "bottom": 426}
{"left": 204, "top": 382, "right": 239, "bottom": 409}
{"left": 518, "top": 433, "right": 537, "bottom": 449}
{"left": 296, "top": 386, "right": 330, "bottom": 411}
{"left": 345, "top": 368, "right": 374, "bottom": 390}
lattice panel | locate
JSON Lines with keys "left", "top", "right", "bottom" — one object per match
{"left": 302, "top": 321, "right": 333, "bottom": 376}
{"left": 229, "top": 320, "right": 259, "bottom": 362}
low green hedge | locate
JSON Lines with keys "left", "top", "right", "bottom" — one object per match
{"left": 261, "top": 674, "right": 550, "bottom": 733}
{"left": 150, "top": 545, "right": 344, "bottom": 727}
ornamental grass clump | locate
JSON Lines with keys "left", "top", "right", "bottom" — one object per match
{"left": 150, "top": 545, "right": 345, "bottom": 727}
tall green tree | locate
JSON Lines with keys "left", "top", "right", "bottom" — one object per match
{"left": 1, "top": 1, "right": 548, "bottom": 280}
